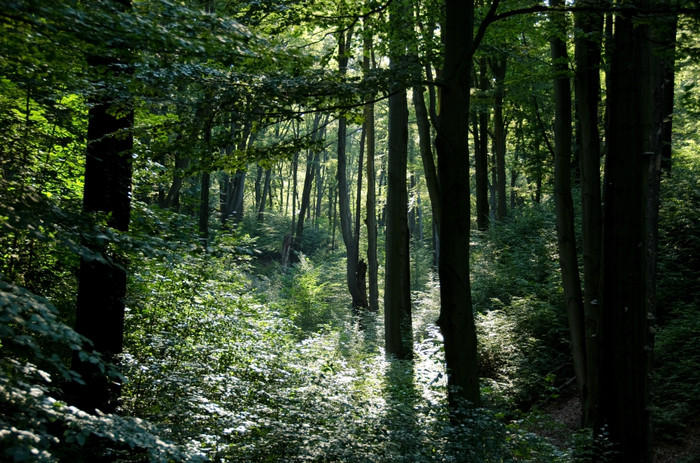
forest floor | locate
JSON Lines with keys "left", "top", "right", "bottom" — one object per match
{"left": 535, "top": 387, "right": 700, "bottom": 463}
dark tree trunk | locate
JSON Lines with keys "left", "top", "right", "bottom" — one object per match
{"left": 413, "top": 82, "right": 441, "bottom": 236}
{"left": 490, "top": 57, "right": 507, "bottom": 220}
{"left": 597, "top": 3, "right": 654, "bottom": 461}
{"left": 574, "top": 0, "right": 604, "bottom": 427}
{"left": 435, "top": 0, "right": 480, "bottom": 411}
{"left": 71, "top": 0, "right": 133, "bottom": 414}
{"left": 475, "top": 58, "right": 490, "bottom": 230}
{"left": 161, "top": 152, "right": 189, "bottom": 210}
{"left": 295, "top": 114, "right": 323, "bottom": 240}
{"left": 363, "top": 28, "right": 379, "bottom": 313}
{"left": 335, "top": 26, "right": 367, "bottom": 310}
{"left": 384, "top": 0, "right": 412, "bottom": 359}
{"left": 199, "top": 171, "right": 210, "bottom": 241}
{"left": 550, "top": 0, "right": 587, "bottom": 429}
{"left": 257, "top": 168, "right": 271, "bottom": 221}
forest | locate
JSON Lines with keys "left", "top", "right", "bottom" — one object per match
{"left": 1, "top": 0, "right": 699, "bottom": 462}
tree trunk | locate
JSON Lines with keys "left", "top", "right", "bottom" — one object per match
{"left": 335, "top": 26, "right": 367, "bottom": 310}
{"left": 363, "top": 27, "right": 380, "bottom": 313}
{"left": 435, "top": 0, "right": 480, "bottom": 411}
{"left": 490, "top": 57, "right": 507, "bottom": 220}
{"left": 257, "top": 167, "right": 271, "bottom": 221}
{"left": 574, "top": 0, "right": 604, "bottom": 428}
{"left": 413, "top": 82, "right": 441, "bottom": 235}
{"left": 295, "top": 114, "right": 323, "bottom": 240}
{"left": 161, "top": 151, "right": 188, "bottom": 211}
{"left": 550, "top": 0, "right": 587, "bottom": 428}
{"left": 475, "top": 58, "right": 490, "bottom": 230}
{"left": 597, "top": 3, "right": 654, "bottom": 460}
{"left": 199, "top": 171, "right": 210, "bottom": 241}
{"left": 384, "top": 0, "right": 412, "bottom": 359}
{"left": 71, "top": 0, "right": 133, "bottom": 414}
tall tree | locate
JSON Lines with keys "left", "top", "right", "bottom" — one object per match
{"left": 434, "top": 0, "right": 480, "bottom": 410}
{"left": 70, "top": 0, "right": 134, "bottom": 414}
{"left": 295, "top": 114, "right": 324, "bottom": 240}
{"left": 597, "top": 2, "right": 655, "bottom": 460}
{"left": 363, "top": 20, "right": 380, "bottom": 313}
{"left": 384, "top": 0, "right": 413, "bottom": 359}
{"left": 549, "top": 0, "right": 588, "bottom": 428}
{"left": 335, "top": 25, "right": 368, "bottom": 310}
{"left": 574, "top": 0, "right": 604, "bottom": 427}
{"left": 474, "top": 57, "right": 490, "bottom": 230}
{"left": 490, "top": 56, "right": 508, "bottom": 220}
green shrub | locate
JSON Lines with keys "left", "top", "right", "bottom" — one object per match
{"left": 0, "top": 278, "right": 184, "bottom": 462}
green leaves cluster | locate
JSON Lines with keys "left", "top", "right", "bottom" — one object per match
{"left": 0, "top": 278, "right": 185, "bottom": 462}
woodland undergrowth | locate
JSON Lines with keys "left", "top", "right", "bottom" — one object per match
{"left": 2, "top": 153, "right": 699, "bottom": 461}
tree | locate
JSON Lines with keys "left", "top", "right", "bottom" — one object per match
{"left": 70, "top": 0, "right": 134, "bottom": 414}
{"left": 295, "top": 114, "right": 324, "bottom": 241}
{"left": 549, "top": 0, "right": 588, "bottom": 428}
{"left": 434, "top": 0, "right": 480, "bottom": 410}
{"left": 474, "top": 57, "right": 490, "bottom": 230}
{"left": 574, "top": 0, "right": 604, "bottom": 428}
{"left": 597, "top": 2, "right": 655, "bottom": 460}
{"left": 335, "top": 24, "right": 368, "bottom": 311}
{"left": 363, "top": 18, "right": 380, "bottom": 313}
{"left": 384, "top": 0, "right": 413, "bottom": 359}
{"left": 490, "top": 56, "right": 508, "bottom": 220}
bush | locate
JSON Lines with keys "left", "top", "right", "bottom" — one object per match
{"left": 0, "top": 277, "right": 184, "bottom": 462}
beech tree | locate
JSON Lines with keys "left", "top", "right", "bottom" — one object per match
{"left": 574, "top": 0, "right": 604, "bottom": 427}
{"left": 384, "top": 0, "right": 413, "bottom": 359}
{"left": 598, "top": 1, "right": 655, "bottom": 460}
{"left": 549, "top": 0, "right": 588, "bottom": 430}
{"left": 434, "top": 0, "right": 480, "bottom": 410}
{"left": 70, "top": 0, "right": 134, "bottom": 414}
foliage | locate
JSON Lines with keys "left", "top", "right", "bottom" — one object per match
{"left": 279, "top": 253, "right": 346, "bottom": 334}
{"left": 0, "top": 278, "right": 185, "bottom": 462}
{"left": 117, "top": 206, "right": 571, "bottom": 461}
{"left": 470, "top": 205, "right": 570, "bottom": 407}
{"left": 653, "top": 152, "right": 700, "bottom": 441}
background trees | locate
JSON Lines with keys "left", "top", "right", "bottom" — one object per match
{"left": 2, "top": 0, "right": 700, "bottom": 461}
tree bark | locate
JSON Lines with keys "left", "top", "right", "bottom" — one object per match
{"left": 574, "top": 0, "right": 604, "bottom": 427}
{"left": 413, "top": 83, "right": 441, "bottom": 235}
{"left": 598, "top": 3, "right": 654, "bottom": 460}
{"left": 363, "top": 26, "right": 380, "bottom": 313}
{"left": 295, "top": 114, "right": 323, "bottom": 240}
{"left": 490, "top": 57, "right": 507, "bottom": 221}
{"left": 475, "top": 58, "right": 490, "bottom": 230}
{"left": 335, "top": 26, "right": 367, "bottom": 310}
{"left": 199, "top": 171, "right": 210, "bottom": 241}
{"left": 550, "top": 0, "right": 587, "bottom": 428}
{"left": 384, "top": 0, "right": 412, "bottom": 359}
{"left": 161, "top": 151, "right": 188, "bottom": 211}
{"left": 71, "top": 0, "right": 133, "bottom": 414}
{"left": 435, "top": 0, "right": 480, "bottom": 411}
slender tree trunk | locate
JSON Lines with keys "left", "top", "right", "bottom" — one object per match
{"left": 70, "top": 0, "right": 133, "bottom": 415}
{"left": 257, "top": 168, "right": 271, "bottom": 221}
{"left": 363, "top": 27, "right": 380, "bottom": 313}
{"left": 475, "top": 58, "right": 490, "bottom": 230}
{"left": 435, "top": 0, "right": 480, "bottom": 411}
{"left": 413, "top": 83, "right": 441, "bottom": 235}
{"left": 296, "top": 114, "right": 323, "bottom": 240}
{"left": 550, "top": 0, "right": 587, "bottom": 428}
{"left": 335, "top": 26, "right": 367, "bottom": 309}
{"left": 161, "top": 151, "right": 188, "bottom": 210}
{"left": 598, "top": 3, "right": 654, "bottom": 460}
{"left": 384, "top": 0, "right": 412, "bottom": 359}
{"left": 314, "top": 149, "right": 326, "bottom": 227}
{"left": 490, "top": 57, "right": 507, "bottom": 220}
{"left": 574, "top": 0, "right": 604, "bottom": 427}
{"left": 199, "top": 171, "right": 210, "bottom": 241}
